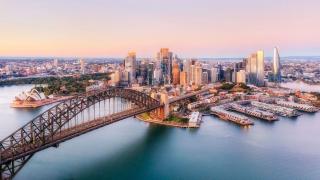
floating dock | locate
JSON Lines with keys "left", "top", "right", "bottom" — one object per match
{"left": 211, "top": 106, "right": 254, "bottom": 126}
{"left": 229, "top": 103, "right": 278, "bottom": 121}
{"left": 276, "top": 100, "right": 319, "bottom": 113}
{"left": 251, "top": 101, "right": 300, "bottom": 117}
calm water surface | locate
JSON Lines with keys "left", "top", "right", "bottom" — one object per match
{"left": 281, "top": 81, "right": 320, "bottom": 92}
{"left": 0, "top": 85, "right": 320, "bottom": 180}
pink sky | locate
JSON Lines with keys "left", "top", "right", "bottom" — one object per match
{"left": 0, "top": 0, "right": 320, "bottom": 57}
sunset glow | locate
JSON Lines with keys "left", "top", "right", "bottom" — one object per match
{"left": 1, "top": 0, "right": 320, "bottom": 57}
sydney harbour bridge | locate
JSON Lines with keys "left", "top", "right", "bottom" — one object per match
{"left": 0, "top": 88, "right": 163, "bottom": 179}
{"left": 0, "top": 86, "right": 210, "bottom": 179}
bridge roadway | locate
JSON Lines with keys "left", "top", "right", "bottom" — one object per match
{"left": 0, "top": 106, "right": 158, "bottom": 165}
{"left": 169, "top": 87, "right": 211, "bottom": 103}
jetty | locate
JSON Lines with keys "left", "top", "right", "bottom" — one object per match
{"left": 228, "top": 103, "right": 278, "bottom": 121}
{"left": 211, "top": 106, "right": 254, "bottom": 126}
{"left": 276, "top": 100, "right": 319, "bottom": 113}
{"left": 251, "top": 101, "right": 300, "bottom": 117}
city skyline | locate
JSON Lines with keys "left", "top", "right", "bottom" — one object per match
{"left": 1, "top": 1, "right": 320, "bottom": 180}
{"left": 1, "top": 0, "right": 320, "bottom": 57}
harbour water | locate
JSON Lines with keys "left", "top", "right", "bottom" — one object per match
{"left": 1, "top": 85, "right": 320, "bottom": 180}
{"left": 281, "top": 81, "right": 320, "bottom": 93}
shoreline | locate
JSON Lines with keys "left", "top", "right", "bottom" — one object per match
{"left": 135, "top": 114, "right": 197, "bottom": 128}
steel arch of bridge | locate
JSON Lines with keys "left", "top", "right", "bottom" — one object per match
{"left": 0, "top": 88, "right": 161, "bottom": 179}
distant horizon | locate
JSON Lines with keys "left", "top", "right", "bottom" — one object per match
{"left": 1, "top": 55, "right": 320, "bottom": 60}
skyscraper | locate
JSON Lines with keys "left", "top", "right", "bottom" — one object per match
{"left": 224, "top": 68, "right": 233, "bottom": 82}
{"left": 183, "top": 59, "right": 191, "bottom": 82}
{"left": 124, "top": 52, "right": 137, "bottom": 84}
{"left": 256, "top": 50, "right": 265, "bottom": 86}
{"left": 179, "top": 71, "right": 188, "bottom": 86}
{"left": 272, "top": 47, "right": 281, "bottom": 82}
{"left": 172, "top": 62, "right": 180, "bottom": 85}
{"left": 246, "top": 50, "right": 265, "bottom": 86}
{"left": 147, "top": 63, "right": 154, "bottom": 85}
{"left": 157, "top": 48, "right": 173, "bottom": 84}
{"left": 201, "top": 72, "right": 209, "bottom": 84}
{"left": 194, "top": 64, "right": 202, "bottom": 86}
{"left": 217, "top": 64, "right": 224, "bottom": 81}
{"left": 236, "top": 70, "right": 246, "bottom": 84}
{"left": 110, "top": 70, "right": 120, "bottom": 86}
{"left": 190, "top": 64, "right": 195, "bottom": 84}
{"left": 211, "top": 67, "right": 218, "bottom": 83}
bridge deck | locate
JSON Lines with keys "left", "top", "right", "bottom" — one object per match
{"left": 169, "top": 87, "right": 210, "bottom": 103}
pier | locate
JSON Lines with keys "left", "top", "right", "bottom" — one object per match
{"left": 210, "top": 106, "right": 254, "bottom": 126}
{"left": 229, "top": 103, "right": 278, "bottom": 121}
{"left": 188, "top": 111, "right": 201, "bottom": 128}
{"left": 251, "top": 101, "right": 299, "bottom": 117}
{"left": 276, "top": 100, "right": 319, "bottom": 113}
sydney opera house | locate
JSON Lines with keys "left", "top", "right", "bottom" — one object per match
{"left": 11, "top": 88, "right": 68, "bottom": 108}
{"left": 14, "top": 89, "right": 47, "bottom": 102}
